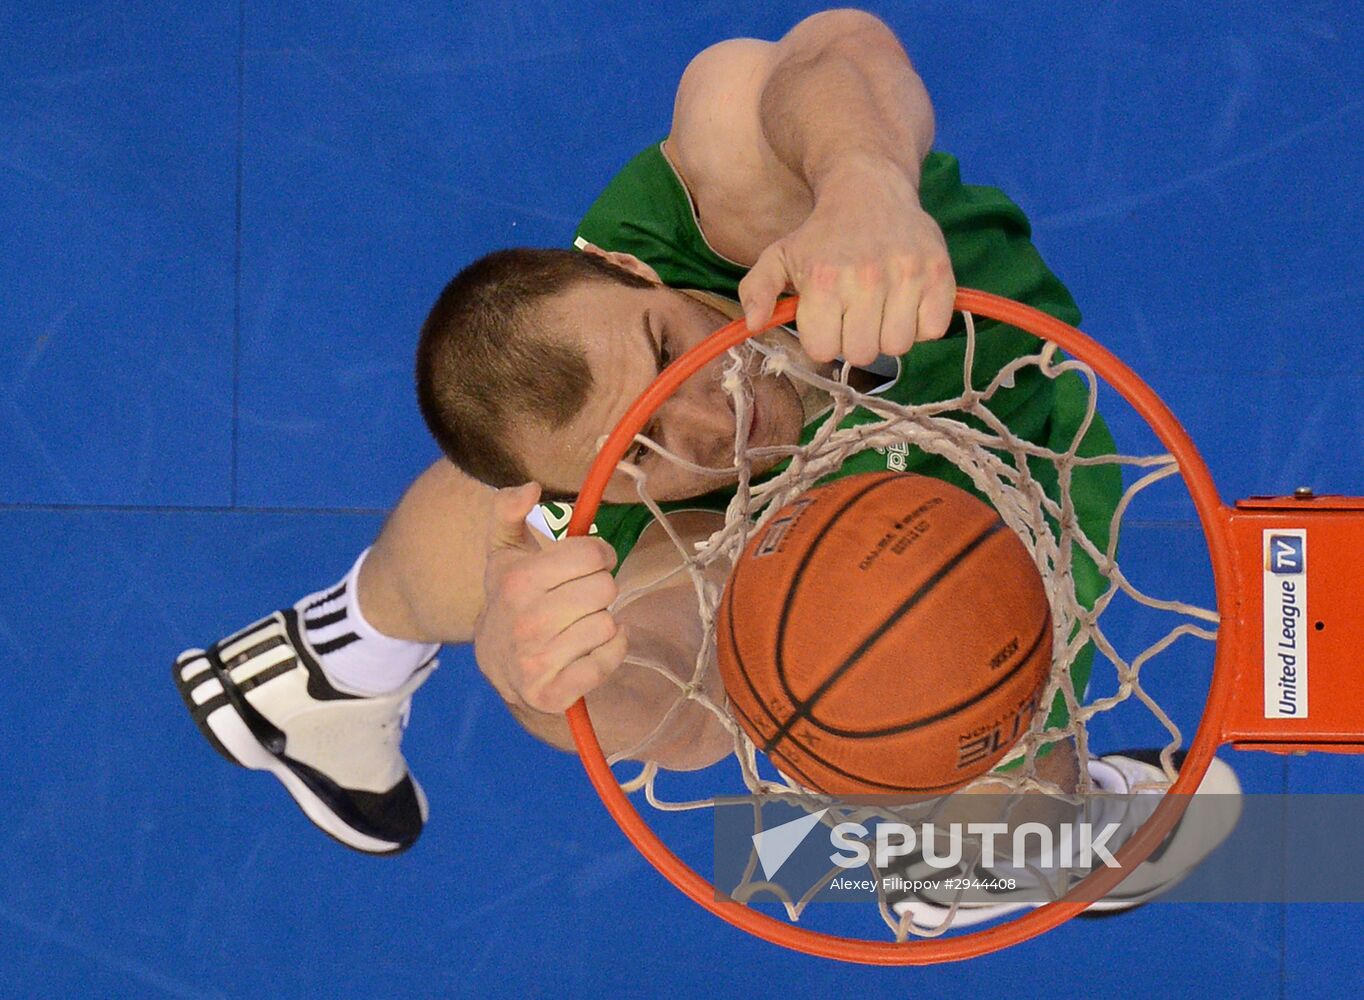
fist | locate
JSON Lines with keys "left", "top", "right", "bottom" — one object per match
{"left": 474, "top": 483, "right": 628, "bottom": 714}
{"left": 738, "top": 162, "right": 956, "bottom": 367}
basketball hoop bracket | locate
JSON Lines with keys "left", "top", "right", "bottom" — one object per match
{"left": 1222, "top": 493, "right": 1364, "bottom": 753}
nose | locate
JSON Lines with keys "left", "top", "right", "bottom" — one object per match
{"left": 658, "top": 382, "right": 736, "bottom": 469}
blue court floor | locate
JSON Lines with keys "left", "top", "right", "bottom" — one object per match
{"left": 3, "top": 2, "right": 1362, "bottom": 997}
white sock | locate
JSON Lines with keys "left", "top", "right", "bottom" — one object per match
{"left": 296, "top": 549, "right": 440, "bottom": 696}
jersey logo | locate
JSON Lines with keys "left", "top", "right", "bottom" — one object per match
{"left": 874, "top": 440, "right": 910, "bottom": 472}
{"left": 537, "top": 500, "right": 599, "bottom": 539}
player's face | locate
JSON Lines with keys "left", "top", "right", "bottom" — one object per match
{"left": 516, "top": 280, "right": 809, "bottom": 503}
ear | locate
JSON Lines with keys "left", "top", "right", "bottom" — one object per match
{"left": 579, "top": 241, "right": 663, "bottom": 284}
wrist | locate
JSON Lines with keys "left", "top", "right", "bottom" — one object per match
{"left": 809, "top": 153, "right": 921, "bottom": 208}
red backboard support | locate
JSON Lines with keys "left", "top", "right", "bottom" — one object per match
{"left": 1222, "top": 493, "right": 1364, "bottom": 753}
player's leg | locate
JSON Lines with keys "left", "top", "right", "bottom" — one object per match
{"left": 174, "top": 458, "right": 498, "bottom": 854}
{"left": 356, "top": 457, "right": 498, "bottom": 647}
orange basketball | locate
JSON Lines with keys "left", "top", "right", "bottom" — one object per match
{"left": 716, "top": 471, "right": 1053, "bottom": 795}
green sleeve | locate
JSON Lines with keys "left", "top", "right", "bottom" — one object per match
{"left": 575, "top": 142, "right": 1081, "bottom": 331}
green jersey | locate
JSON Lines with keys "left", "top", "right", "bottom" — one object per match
{"left": 534, "top": 142, "right": 1118, "bottom": 572}
{"left": 527, "top": 142, "right": 1122, "bottom": 731}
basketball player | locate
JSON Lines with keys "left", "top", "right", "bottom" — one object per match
{"left": 174, "top": 10, "right": 1238, "bottom": 919}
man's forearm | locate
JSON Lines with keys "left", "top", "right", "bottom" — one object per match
{"left": 759, "top": 10, "right": 935, "bottom": 196}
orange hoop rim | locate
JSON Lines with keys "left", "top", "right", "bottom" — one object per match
{"left": 563, "top": 288, "right": 1237, "bottom": 964}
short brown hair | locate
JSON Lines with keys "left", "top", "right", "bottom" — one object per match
{"left": 415, "top": 248, "right": 654, "bottom": 494}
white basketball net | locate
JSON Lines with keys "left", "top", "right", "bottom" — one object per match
{"left": 595, "top": 311, "right": 1218, "bottom": 940}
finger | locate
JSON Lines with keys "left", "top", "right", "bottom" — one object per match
{"left": 793, "top": 274, "right": 843, "bottom": 364}
{"left": 880, "top": 277, "right": 921, "bottom": 357}
{"left": 535, "top": 567, "right": 619, "bottom": 636}
{"left": 529, "top": 629, "right": 629, "bottom": 712}
{"left": 917, "top": 256, "right": 957, "bottom": 342}
{"left": 529, "top": 536, "right": 618, "bottom": 592}
{"left": 738, "top": 244, "right": 790, "bottom": 333}
{"left": 490, "top": 539, "right": 616, "bottom": 618}
{"left": 488, "top": 482, "right": 543, "bottom": 552}
{"left": 534, "top": 609, "right": 621, "bottom": 679}
{"left": 838, "top": 285, "right": 887, "bottom": 368}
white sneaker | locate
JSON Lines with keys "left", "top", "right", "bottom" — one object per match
{"left": 173, "top": 607, "right": 437, "bottom": 854}
{"left": 889, "top": 750, "right": 1243, "bottom": 932}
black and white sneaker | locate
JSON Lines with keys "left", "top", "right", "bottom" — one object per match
{"left": 173, "top": 608, "right": 437, "bottom": 855}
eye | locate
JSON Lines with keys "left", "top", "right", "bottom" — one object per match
{"left": 658, "top": 330, "right": 673, "bottom": 368}
{"left": 629, "top": 422, "right": 658, "bottom": 465}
